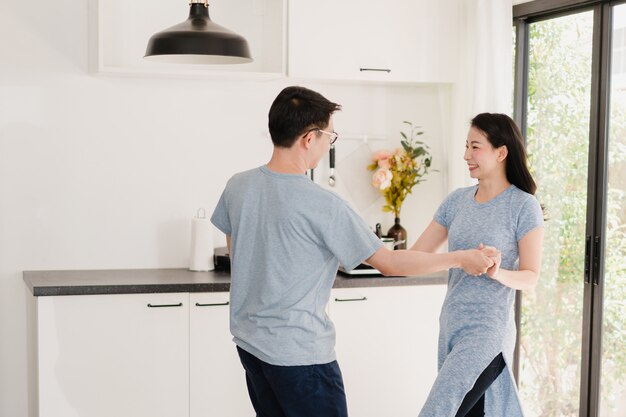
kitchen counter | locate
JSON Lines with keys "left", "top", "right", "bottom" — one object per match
{"left": 23, "top": 268, "right": 447, "bottom": 296}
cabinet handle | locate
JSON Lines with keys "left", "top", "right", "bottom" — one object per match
{"left": 334, "top": 297, "right": 367, "bottom": 302}
{"left": 147, "top": 303, "right": 183, "bottom": 308}
{"left": 195, "top": 301, "right": 229, "bottom": 307}
{"left": 359, "top": 68, "right": 391, "bottom": 73}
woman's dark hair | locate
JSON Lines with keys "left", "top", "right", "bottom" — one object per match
{"left": 268, "top": 86, "right": 341, "bottom": 148}
{"left": 471, "top": 113, "right": 537, "bottom": 195}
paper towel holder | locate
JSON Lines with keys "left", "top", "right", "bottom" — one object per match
{"left": 189, "top": 207, "right": 214, "bottom": 272}
{"left": 196, "top": 208, "right": 207, "bottom": 219}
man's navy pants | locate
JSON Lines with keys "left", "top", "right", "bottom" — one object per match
{"left": 236, "top": 346, "right": 349, "bottom": 417}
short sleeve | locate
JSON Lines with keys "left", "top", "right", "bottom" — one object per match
{"left": 516, "top": 196, "right": 544, "bottom": 242}
{"left": 210, "top": 186, "right": 232, "bottom": 236}
{"left": 322, "top": 201, "right": 383, "bottom": 271}
{"left": 434, "top": 188, "right": 464, "bottom": 229}
{"left": 433, "top": 198, "right": 450, "bottom": 228}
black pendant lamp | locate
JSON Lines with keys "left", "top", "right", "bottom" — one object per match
{"left": 144, "top": 0, "right": 253, "bottom": 64}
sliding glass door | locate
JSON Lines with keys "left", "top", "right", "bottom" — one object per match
{"left": 514, "top": 2, "right": 626, "bottom": 416}
{"left": 600, "top": 5, "right": 626, "bottom": 415}
{"left": 517, "top": 11, "right": 594, "bottom": 416}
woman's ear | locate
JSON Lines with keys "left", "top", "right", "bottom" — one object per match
{"left": 497, "top": 145, "right": 508, "bottom": 162}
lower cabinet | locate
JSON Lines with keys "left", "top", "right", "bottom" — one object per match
{"left": 189, "top": 293, "right": 253, "bottom": 417}
{"left": 330, "top": 285, "right": 446, "bottom": 417}
{"left": 33, "top": 292, "right": 253, "bottom": 417}
{"left": 36, "top": 293, "right": 190, "bottom": 417}
{"left": 31, "top": 285, "right": 445, "bottom": 417}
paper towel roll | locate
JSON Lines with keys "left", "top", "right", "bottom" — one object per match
{"left": 189, "top": 208, "right": 214, "bottom": 271}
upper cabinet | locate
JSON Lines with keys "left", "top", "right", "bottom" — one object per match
{"left": 88, "top": 0, "right": 457, "bottom": 83}
{"left": 287, "top": 0, "right": 459, "bottom": 84}
{"left": 89, "top": 0, "right": 287, "bottom": 79}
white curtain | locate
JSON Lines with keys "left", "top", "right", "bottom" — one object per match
{"left": 447, "top": 0, "right": 513, "bottom": 192}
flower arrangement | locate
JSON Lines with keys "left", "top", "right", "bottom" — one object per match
{"left": 367, "top": 121, "right": 433, "bottom": 217}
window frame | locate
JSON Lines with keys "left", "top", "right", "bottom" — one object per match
{"left": 513, "top": 1, "right": 626, "bottom": 416}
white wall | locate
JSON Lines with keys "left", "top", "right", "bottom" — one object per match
{"left": 0, "top": 2, "right": 450, "bottom": 415}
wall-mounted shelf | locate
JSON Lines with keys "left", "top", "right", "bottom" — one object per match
{"left": 88, "top": 0, "right": 286, "bottom": 80}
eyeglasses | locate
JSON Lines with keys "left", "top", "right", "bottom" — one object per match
{"left": 305, "top": 128, "right": 339, "bottom": 145}
{"left": 317, "top": 129, "right": 339, "bottom": 145}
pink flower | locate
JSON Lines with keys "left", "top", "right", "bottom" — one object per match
{"left": 372, "top": 150, "right": 392, "bottom": 162}
{"left": 377, "top": 158, "right": 391, "bottom": 169}
{"left": 372, "top": 168, "right": 393, "bottom": 190}
{"left": 372, "top": 150, "right": 393, "bottom": 169}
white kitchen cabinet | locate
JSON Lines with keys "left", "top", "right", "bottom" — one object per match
{"left": 89, "top": 0, "right": 286, "bottom": 79}
{"left": 330, "top": 285, "right": 446, "bottom": 417}
{"left": 288, "top": 0, "right": 459, "bottom": 83}
{"left": 28, "top": 282, "right": 446, "bottom": 417}
{"left": 36, "top": 293, "right": 189, "bottom": 417}
{"left": 190, "top": 292, "right": 253, "bottom": 417}
{"left": 32, "top": 291, "right": 252, "bottom": 417}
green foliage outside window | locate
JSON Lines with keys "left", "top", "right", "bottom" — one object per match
{"left": 519, "top": 12, "right": 626, "bottom": 417}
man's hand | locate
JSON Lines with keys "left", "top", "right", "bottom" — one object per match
{"left": 459, "top": 246, "right": 498, "bottom": 276}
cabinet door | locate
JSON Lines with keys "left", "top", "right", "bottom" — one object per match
{"left": 288, "top": 0, "right": 390, "bottom": 82}
{"left": 37, "top": 293, "right": 189, "bottom": 417}
{"left": 330, "top": 285, "right": 446, "bottom": 417}
{"left": 387, "top": 0, "right": 458, "bottom": 83}
{"left": 190, "top": 293, "right": 253, "bottom": 417}
{"left": 288, "top": 0, "right": 458, "bottom": 83}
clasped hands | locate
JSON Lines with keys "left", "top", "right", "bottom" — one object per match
{"left": 460, "top": 243, "right": 501, "bottom": 278}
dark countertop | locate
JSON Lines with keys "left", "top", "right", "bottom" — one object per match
{"left": 23, "top": 268, "right": 448, "bottom": 297}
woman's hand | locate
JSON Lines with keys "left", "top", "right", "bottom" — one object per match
{"left": 484, "top": 228, "right": 544, "bottom": 291}
{"left": 486, "top": 248, "right": 502, "bottom": 278}
{"left": 478, "top": 243, "right": 501, "bottom": 278}
{"left": 459, "top": 248, "right": 496, "bottom": 276}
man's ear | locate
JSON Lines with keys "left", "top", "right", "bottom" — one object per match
{"left": 497, "top": 145, "right": 508, "bottom": 162}
{"left": 302, "top": 130, "right": 315, "bottom": 149}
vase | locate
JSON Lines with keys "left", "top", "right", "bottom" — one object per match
{"left": 387, "top": 217, "right": 407, "bottom": 250}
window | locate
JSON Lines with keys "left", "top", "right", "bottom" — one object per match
{"left": 514, "top": 2, "right": 626, "bottom": 416}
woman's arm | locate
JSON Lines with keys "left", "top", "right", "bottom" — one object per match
{"left": 409, "top": 220, "right": 448, "bottom": 252}
{"left": 487, "top": 227, "right": 544, "bottom": 291}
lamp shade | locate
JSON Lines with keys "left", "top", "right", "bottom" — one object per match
{"left": 144, "top": 2, "right": 252, "bottom": 64}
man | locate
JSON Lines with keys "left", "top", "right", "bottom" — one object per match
{"left": 211, "top": 86, "right": 496, "bottom": 417}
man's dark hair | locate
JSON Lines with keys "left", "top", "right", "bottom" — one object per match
{"left": 268, "top": 86, "right": 341, "bottom": 148}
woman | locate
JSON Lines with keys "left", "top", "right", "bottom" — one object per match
{"left": 414, "top": 113, "right": 544, "bottom": 417}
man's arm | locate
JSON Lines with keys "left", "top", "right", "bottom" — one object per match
{"left": 366, "top": 246, "right": 496, "bottom": 277}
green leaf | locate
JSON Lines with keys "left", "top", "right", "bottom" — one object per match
{"left": 413, "top": 148, "right": 425, "bottom": 157}
{"left": 400, "top": 132, "right": 407, "bottom": 140}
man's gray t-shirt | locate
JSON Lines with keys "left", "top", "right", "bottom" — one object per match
{"left": 211, "top": 165, "right": 382, "bottom": 366}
